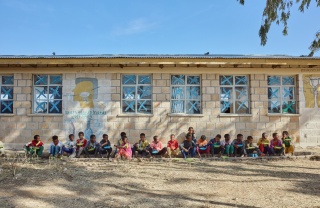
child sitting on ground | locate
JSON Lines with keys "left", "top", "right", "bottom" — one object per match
{"left": 243, "top": 136, "right": 263, "bottom": 157}
{"left": 149, "top": 136, "right": 167, "bottom": 158}
{"left": 115, "top": 136, "right": 132, "bottom": 160}
{"left": 257, "top": 132, "right": 271, "bottom": 155}
{"left": 100, "top": 134, "right": 112, "bottom": 159}
{"left": 167, "top": 134, "right": 179, "bottom": 158}
{"left": 0, "top": 138, "right": 5, "bottom": 156}
{"left": 76, "top": 132, "right": 87, "bottom": 158}
{"left": 270, "top": 133, "right": 284, "bottom": 156}
{"left": 196, "top": 135, "right": 210, "bottom": 157}
{"left": 132, "top": 133, "right": 150, "bottom": 158}
{"left": 179, "top": 133, "right": 196, "bottom": 158}
{"left": 49, "top": 135, "right": 63, "bottom": 158}
{"left": 84, "top": 134, "right": 100, "bottom": 157}
{"left": 62, "top": 134, "right": 76, "bottom": 157}
{"left": 113, "top": 132, "right": 127, "bottom": 157}
{"left": 208, "top": 134, "right": 224, "bottom": 157}
{"left": 282, "top": 131, "right": 294, "bottom": 155}
{"left": 232, "top": 134, "right": 244, "bottom": 157}
{"left": 25, "top": 135, "right": 44, "bottom": 156}
{"left": 221, "top": 134, "right": 234, "bottom": 157}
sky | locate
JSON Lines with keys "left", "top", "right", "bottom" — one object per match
{"left": 0, "top": 0, "right": 319, "bottom": 56}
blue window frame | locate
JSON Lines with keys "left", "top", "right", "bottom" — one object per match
{"left": 33, "top": 75, "right": 62, "bottom": 114}
{"left": 170, "top": 75, "right": 201, "bottom": 114}
{"left": 121, "top": 74, "right": 152, "bottom": 114}
{"left": 0, "top": 75, "right": 14, "bottom": 114}
{"left": 268, "top": 75, "right": 297, "bottom": 114}
{"left": 220, "top": 75, "right": 250, "bottom": 114}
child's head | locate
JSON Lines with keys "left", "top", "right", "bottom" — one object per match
{"left": 122, "top": 136, "right": 128, "bottom": 143}
{"left": 69, "top": 134, "right": 74, "bottom": 141}
{"left": 103, "top": 134, "right": 108, "bottom": 141}
{"left": 247, "top": 136, "right": 253, "bottom": 143}
{"left": 120, "top": 132, "right": 126, "bottom": 139}
{"left": 140, "top": 133, "right": 146, "bottom": 141}
{"left": 90, "top": 134, "right": 96, "bottom": 143}
{"left": 273, "top": 133, "right": 279, "bottom": 139}
{"left": 186, "top": 133, "right": 192, "bottom": 142}
{"left": 153, "top": 136, "right": 159, "bottom": 143}
{"left": 237, "top": 134, "right": 243, "bottom": 141}
{"left": 200, "top": 135, "right": 206, "bottom": 141}
{"left": 282, "top": 131, "right": 289, "bottom": 138}
{"left": 215, "top": 134, "right": 222, "bottom": 141}
{"left": 34, "top": 135, "right": 40, "bottom": 141}
{"left": 188, "top": 127, "right": 194, "bottom": 133}
{"left": 262, "top": 132, "right": 267, "bottom": 139}
{"left": 52, "top": 135, "right": 59, "bottom": 145}
{"left": 78, "top": 132, "right": 84, "bottom": 139}
{"left": 170, "top": 134, "right": 175, "bottom": 141}
{"left": 224, "top": 134, "right": 230, "bottom": 141}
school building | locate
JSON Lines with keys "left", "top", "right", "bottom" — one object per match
{"left": 0, "top": 54, "right": 320, "bottom": 149}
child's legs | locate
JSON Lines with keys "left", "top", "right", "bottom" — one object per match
{"left": 77, "top": 147, "right": 84, "bottom": 156}
{"left": 246, "top": 149, "right": 255, "bottom": 155}
{"left": 158, "top": 147, "right": 167, "bottom": 156}
{"left": 50, "top": 146, "right": 55, "bottom": 156}
{"left": 181, "top": 149, "right": 187, "bottom": 158}
{"left": 190, "top": 147, "right": 196, "bottom": 157}
{"left": 36, "top": 146, "right": 44, "bottom": 156}
{"left": 285, "top": 145, "right": 294, "bottom": 154}
{"left": 106, "top": 148, "right": 112, "bottom": 158}
{"left": 167, "top": 148, "right": 172, "bottom": 157}
{"left": 259, "top": 144, "right": 264, "bottom": 153}
{"left": 62, "top": 147, "right": 73, "bottom": 154}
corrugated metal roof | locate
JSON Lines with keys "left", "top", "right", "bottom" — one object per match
{"left": 0, "top": 54, "right": 319, "bottom": 59}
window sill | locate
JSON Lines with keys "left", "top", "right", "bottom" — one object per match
{"left": 219, "top": 114, "right": 252, "bottom": 117}
{"left": 0, "top": 114, "right": 14, "bottom": 117}
{"left": 168, "top": 113, "right": 204, "bottom": 117}
{"left": 27, "top": 114, "right": 63, "bottom": 117}
{"left": 267, "top": 113, "right": 301, "bottom": 117}
{"left": 117, "top": 114, "right": 154, "bottom": 117}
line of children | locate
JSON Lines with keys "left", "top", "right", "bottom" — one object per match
{"left": 20, "top": 129, "right": 294, "bottom": 159}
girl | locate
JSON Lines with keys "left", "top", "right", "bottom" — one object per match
{"left": 115, "top": 136, "right": 132, "bottom": 160}
{"left": 188, "top": 127, "right": 197, "bottom": 143}
{"left": 257, "top": 132, "right": 271, "bottom": 155}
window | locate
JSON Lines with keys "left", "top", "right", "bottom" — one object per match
{"left": 268, "top": 75, "right": 297, "bottom": 114}
{"left": 33, "top": 75, "right": 62, "bottom": 114}
{"left": 170, "top": 75, "right": 201, "bottom": 114}
{"left": 121, "top": 74, "right": 152, "bottom": 114}
{"left": 220, "top": 75, "right": 250, "bottom": 114}
{"left": 0, "top": 75, "right": 14, "bottom": 114}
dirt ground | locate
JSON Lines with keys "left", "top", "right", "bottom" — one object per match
{"left": 0, "top": 152, "right": 319, "bottom": 208}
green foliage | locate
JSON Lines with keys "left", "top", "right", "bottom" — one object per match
{"left": 239, "top": 0, "right": 320, "bottom": 56}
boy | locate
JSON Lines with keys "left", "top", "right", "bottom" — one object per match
{"left": 84, "top": 134, "right": 100, "bottom": 157}
{"left": 76, "top": 132, "right": 87, "bottom": 158}
{"left": 132, "top": 133, "right": 150, "bottom": 158}
{"left": 149, "top": 136, "right": 167, "bottom": 158}
{"left": 282, "top": 131, "right": 294, "bottom": 155}
{"left": 0, "top": 139, "right": 4, "bottom": 156}
{"left": 167, "top": 134, "right": 179, "bottom": 158}
{"left": 243, "top": 136, "right": 263, "bottom": 157}
{"left": 231, "top": 134, "right": 244, "bottom": 157}
{"left": 208, "top": 134, "right": 224, "bottom": 157}
{"left": 270, "top": 133, "right": 284, "bottom": 156}
{"left": 49, "top": 135, "right": 63, "bottom": 158}
{"left": 221, "top": 134, "right": 234, "bottom": 156}
{"left": 196, "top": 135, "right": 210, "bottom": 156}
{"left": 179, "top": 133, "right": 196, "bottom": 158}
{"left": 62, "top": 134, "right": 76, "bottom": 157}
{"left": 100, "top": 134, "right": 112, "bottom": 159}
{"left": 25, "top": 135, "right": 44, "bottom": 156}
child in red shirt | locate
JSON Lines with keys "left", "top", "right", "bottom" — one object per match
{"left": 25, "top": 135, "right": 44, "bottom": 156}
{"left": 167, "top": 134, "right": 179, "bottom": 158}
{"left": 75, "top": 131, "right": 87, "bottom": 158}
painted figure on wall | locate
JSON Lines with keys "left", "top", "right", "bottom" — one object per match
{"left": 303, "top": 75, "right": 320, "bottom": 108}
{"left": 73, "top": 78, "right": 98, "bottom": 109}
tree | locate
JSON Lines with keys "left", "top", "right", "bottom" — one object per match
{"left": 238, "top": 0, "right": 320, "bottom": 56}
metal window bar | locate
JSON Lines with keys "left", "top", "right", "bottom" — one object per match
{"left": 170, "top": 75, "right": 201, "bottom": 114}
{"left": 267, "top": 75, "right": 296, "bottom": 114}
{"left": 0, "top": 75, "right": 14, "bottom": 114}
{"left": 220, "top": 75, "right": 250, "bottom": 114}
{"left": 121, "top": 74, "right": 152, "bottom": 114}
{"left": 33, "top": 74, "right": 63, "bottom": 114}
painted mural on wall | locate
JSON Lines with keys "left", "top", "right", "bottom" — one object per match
{"left": 64, "top": 77, "right": 109, "bottom": 140}
{"left": 303, "top": 75, "right": 320, "bottom": 108}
